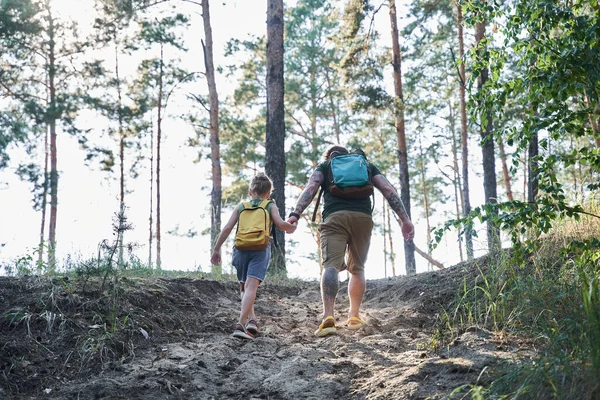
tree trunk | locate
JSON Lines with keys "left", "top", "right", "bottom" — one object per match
{"left": 527, "top": 133, "right": 538, "bottom": 203}
{"left": 527, "top": 57, "right": 539, "bottom": 204}
{"left": 202, "top": 0, "right": 222, "bottom": 275}
{"left": 47, "top": 0, "right": 58, "bottom": 272}
{"left": 148, "top": 115, "right": 154, "bottom": 269}
{"left": 497, "top": 136, "right": 513, "bottom": 201}
{"left": 385, "top": 201, "right": 396, "bottom": 276}
{"left": 389, "top": 0, "right": 416, "bottom": 275}
{"left": 456, "top": 0, "right": 473, "bottom": 259}
{"left": 417, "top": 136, "right": 432, "bottom": 270}
{"left": 155, "top": 43, "right": 164, "bottom": 270}
{"left": 382, "top": 196, "right": 388, "bottom": 278}
{"left": 475, "top": 19, "right": 500, "bottom": 254}
{"left": 324, "top": 69, "right": 341, "bottom": 143}
{"left": 38, "top": 125, "right": 49, "bottom": 267}
{"left": 116, "top": 39, "right": 126, "bottom": 268}
{"left": 584, "top": 91, "right": 600, "bottom": 148}
{"left": 266, "top": 0, "right": 286, "bottom": 274}
{"left": 447, "top": 100, "right": 464, "bottom": 262}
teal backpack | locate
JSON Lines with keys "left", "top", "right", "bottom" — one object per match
{"left": 328, "top": 152, "right": 374, "bottom": 199}
{"left": 312, "top": 149, "right": 375, "bottom": 221}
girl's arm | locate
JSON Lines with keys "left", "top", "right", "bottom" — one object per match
{"left": 270, "top": 204, "right": 297, "bottom": 234}
{"left": 210, "top": 209, "right": 239, "bottom": 265}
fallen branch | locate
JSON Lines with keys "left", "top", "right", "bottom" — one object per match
{"left": 414, "top": 244, "right": 445, "bottom": 270}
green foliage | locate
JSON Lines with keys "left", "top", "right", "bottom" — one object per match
{"left": 0, "top": 111, "right": 32, "bottom": 169}
{"left": 1, "top": 244, "right": 49, "bottom": 276}
{"left": 438, "top": 209, "right": 600, "bottom": 398}
{"left": 0, "top": 0, "right": 42, "bottom": 47}
{"left": 579, "top": 250, "right": 600, "bottom": 377}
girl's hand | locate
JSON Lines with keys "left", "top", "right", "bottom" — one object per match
{"left": 287, "top": 222, "right": 297, "bottom": 234}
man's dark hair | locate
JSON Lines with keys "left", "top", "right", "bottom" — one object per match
{"left": 323, "top": 145, "right": 349, "bottom": 160}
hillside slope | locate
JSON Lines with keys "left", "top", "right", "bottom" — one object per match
{"left": 0, "top": 263, "right": 529, "bottom": 399}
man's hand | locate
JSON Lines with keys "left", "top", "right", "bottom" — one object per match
{"left": 401, "top": 220, "right": 415, "bottom": 242}
{"left": 210, "top": 250, "right": 221, "bottom": 265}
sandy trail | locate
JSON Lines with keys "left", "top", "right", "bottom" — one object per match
{"left": 0, "top": 265, "right": 523, "bottom": 399}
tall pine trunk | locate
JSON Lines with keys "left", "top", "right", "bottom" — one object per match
{"left": 456, "top": 0, "right": 473, "bottom": 259}
{"left": 417, "top": 136, "right": 433, "bottom": 270}
{"left": 447, "top": 101, "right": 464, "bottom": 262}
{"left": 155, "top": 43, "right": 164, "bottom": 270}
{"left": 475, "top": 19, "right": 500, "bottom": 254}
{"left": 385, "top": 201, "right": 396, "bottom": 276}
{"left": 38, "top": 125, "right": 49, "bottom": 267}
{"left": 116, "top": 39, "right": 126, "bottom": 268}
{"left": 389, "top": 0, "right": 416, "bottom": 275}
{"left": 47, "top": 0, "right": 58, "bottom": 272}
{"left": 148, "top": 116, "right": 155, "bottom": 269}
{"left": 383, "top": 197, "right": 388, "bottom": 278}
{"left": 202, "top": 0, "right": 222, "bottom": 274}
{"left": 265, "top": 0, "right": 286, "bottom": 274}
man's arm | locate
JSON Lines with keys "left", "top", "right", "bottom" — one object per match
{"left": 287, "top": 170, "right": 324, "bottom": 223}
{"left": 372, "top": 174, "right": 415, "bottom": 241}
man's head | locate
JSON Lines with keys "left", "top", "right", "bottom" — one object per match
{"left": 323, "top": 145, "right": 349, "bottom": 160}
{"left": 249, "top": 172, "right": 273, "bottom": 198}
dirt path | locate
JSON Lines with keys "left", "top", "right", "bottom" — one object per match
{"left": 0, "top": 265, "right": 523, "bottom": 399}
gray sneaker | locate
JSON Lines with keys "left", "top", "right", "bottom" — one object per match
{"left": 246, "top": 318, "right": 258, "bottom": 335}
{"left": 232, "top": 322, "right": 254, "bottom": 340}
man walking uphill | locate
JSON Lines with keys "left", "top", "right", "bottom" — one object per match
{"left": 286, "top": 145, "right": 415, "bottom": 337}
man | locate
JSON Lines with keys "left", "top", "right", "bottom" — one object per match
{"left": 287, "top": 145, "right": 415, "bottom": 337}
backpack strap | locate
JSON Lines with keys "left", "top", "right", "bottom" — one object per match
{"left": 258, "top": 199, "right": 273, "bottom": 209}
{"left": 260, "top": 199, "right": 280, "bottom": 250}
{"left": 312, "top": 187, "right": 323, "bottom": 222}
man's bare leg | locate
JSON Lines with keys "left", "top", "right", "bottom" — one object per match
{"left": 348, "top": 272, "right": 365, "bottom": 319}
{"left": 321, "top": 267, "right": 339, "bottom": 319}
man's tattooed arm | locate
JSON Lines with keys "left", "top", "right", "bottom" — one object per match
{"left": 293, "top": 170, "right": 324, "bottom": 216}
{"left": 372, "top": 174, "right": 410, "bottom": 221}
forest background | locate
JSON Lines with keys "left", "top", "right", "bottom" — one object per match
{"left": 1, "top": 0, "right": 599, "bottom": 281}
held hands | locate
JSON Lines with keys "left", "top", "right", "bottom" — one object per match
{"left": 284, "top": 214, "right": 299, "bottom": 234}
{"left": 402, "top": 220, "right": 415, "bottom": 242}
{"left": 286, "top": 222, "right": 298, "bottom": 234}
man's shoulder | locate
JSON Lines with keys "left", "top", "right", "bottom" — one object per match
{"left": 316, "top": 160, "right": 330, "bottom": 170}
{"left": 368, "top": 162, "right": 382, "bottom": 176}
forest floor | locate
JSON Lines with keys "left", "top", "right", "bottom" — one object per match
{"left": 0, "top": 260, "right": 535, "bottom": 399}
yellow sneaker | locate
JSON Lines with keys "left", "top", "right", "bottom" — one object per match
{"left": 346, "top": 316, "right": 366, "bottom": 330}
{"left": 314, "top": 316, "right": 337, "bottom": 337}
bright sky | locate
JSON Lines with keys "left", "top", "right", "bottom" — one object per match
{"left": 0, "top": 0, "right": 487, "bottom": 280}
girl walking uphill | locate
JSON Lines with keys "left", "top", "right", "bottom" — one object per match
{"left": 210, "top": 173, "right": 297, "bottom": 340}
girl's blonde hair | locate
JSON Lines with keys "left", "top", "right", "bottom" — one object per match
{"left": 250, "top": 172, "right": 273, "bottom": 197}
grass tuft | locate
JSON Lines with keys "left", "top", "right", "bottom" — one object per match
{"left": 440, "top": 199, "right": 600, "bottom": 398}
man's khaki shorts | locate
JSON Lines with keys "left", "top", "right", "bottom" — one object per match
{"left": 319, "top": 210, "right": 374, "bottom": 275}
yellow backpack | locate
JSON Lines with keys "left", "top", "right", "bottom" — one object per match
{"left": 234, "top": 199, "right": 273, "bottom": 251}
